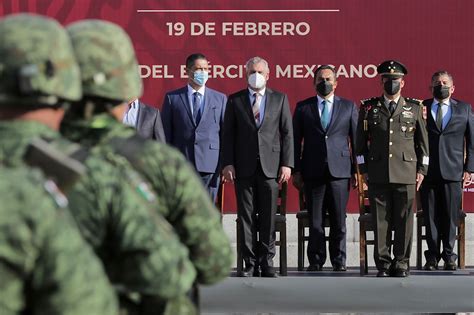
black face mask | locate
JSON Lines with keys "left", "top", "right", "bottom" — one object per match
{"left": 316, "top": 81, "right": 333, "bottom": 96}
{"left": 433, "top": 85, "right": 450, "bottom": 100}
{"left": 383, "top": 79, "right": 401, "bottom": 95}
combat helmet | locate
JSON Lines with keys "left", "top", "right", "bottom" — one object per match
{"left": 0, "top": 13, "right": 82, "bottom": 107}
{"left": 66, "top": 19, "right": 142, "bottom": 103}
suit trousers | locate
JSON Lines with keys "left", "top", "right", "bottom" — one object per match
{"left": 420, "top": 180, "right": 461, "bottom": 263}
{"left": 369, "top": 183, "right": 414, "bottom": 271}
{"left": 235, "top": 162, "right": 279, "bottom": 269}
{"left": 304, "top": 167, "right": 348, "bottom": 267}
{"left": 199, "top": 172, "right": 220, "bottom": 203}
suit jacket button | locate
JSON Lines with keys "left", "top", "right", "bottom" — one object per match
{"left": 325, "top": 136, "right": 328, "bottom": 139}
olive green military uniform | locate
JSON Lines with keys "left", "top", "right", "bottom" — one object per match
{"left": 356, "top": 95, "right": 429, "bottom": 271}
{"left": 64, "top": 19, "right": 233, "bottom": 307}
{"left": 0, "top": 13, "right": 196, "bottom": 312}
{"left": 0, "top": 167, "right": 118, "bottom": 315}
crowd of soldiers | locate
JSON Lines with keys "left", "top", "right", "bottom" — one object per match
{"left": 0, "top": 13, "right": 232, "bottom": 315}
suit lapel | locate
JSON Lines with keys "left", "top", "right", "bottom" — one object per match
{"left": 179, "top": 87, "right": 195, "bottom": 126}
{"left": 136, "top": 102, "right": 146, "bottom": 129}
{"left": 443, "top": 98, "right": 457, "bottom": 131}
{"left": 241, "top": 91, "right": 257, "bottom": 129}
{"left": 260, "top": 89, "right": 273, "bottom": 129}
{"left": 197, "top": 90, "right": 212, "bottom": 127}
{"left": 309, "top": 96, "right": 324, "bottom": 132}
{"left": 424, "top": 99, "right": 439, "bottom": 132}
{"left": 392, "top": 96, "right": 405, "bottom": 118}
{"left": 327, "top": 96, "right": 341, "bottom": 132}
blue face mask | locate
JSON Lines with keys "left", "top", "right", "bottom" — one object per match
{"left": 193, "top": 70, "right": 209, "bottom": 86}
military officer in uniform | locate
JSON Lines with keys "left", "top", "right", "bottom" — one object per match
{"left": 355, "top": 60, "right": 429, "bottom": 277}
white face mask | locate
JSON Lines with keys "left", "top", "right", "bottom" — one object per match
{"left": 248, "top": 72, "right": 266, "bottom": 90}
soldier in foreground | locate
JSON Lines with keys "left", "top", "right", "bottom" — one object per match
{"left": 60, "top": 19, "right": 232, "bottom": 309}
{"left": 0, "top": 13, "right": 196, "bottom": 313}
{"left": 0, "top": 166, "right": 118, "bottom": 315}
{"left": 355, "top": 60, "right": 429, "bottom": 277}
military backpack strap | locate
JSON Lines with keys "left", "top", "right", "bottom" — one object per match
{"left": 108, "top": 134, "right": 147, "bottom": 168}
{"left": 23, "top": 138, "right": 86, "bottom": 192}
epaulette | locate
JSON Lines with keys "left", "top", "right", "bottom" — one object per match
{"left": 405, "top": 97, "right": 423, "bottom": 106}
{"left": 360, "top": 97, "right": 378, "bottom": 106}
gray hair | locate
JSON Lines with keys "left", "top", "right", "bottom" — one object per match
{"left": 245, "top": 56, "right": 269, "bottom": 74}
{"left": 431, "top": 70, "right": 454, "bottom": 85}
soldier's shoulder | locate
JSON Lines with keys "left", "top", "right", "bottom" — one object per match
{"left": 404, "top": 97, "right": 423, "bottom": 106}
{"left": 360, "top": 97, "right": 379, "bottom": 106}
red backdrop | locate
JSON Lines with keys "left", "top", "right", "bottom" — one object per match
{"left": 1, "top": 0, "right": 473, "bottom": 213}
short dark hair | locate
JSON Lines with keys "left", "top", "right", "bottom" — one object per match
{"left": 431, "top": 70, "right": 454, "bottom": 85}
{"left": 313, "top": 65, "right": 337, "bottom": 83}
{"left": 186, "top": 53, "right": 207, "bottom": 69}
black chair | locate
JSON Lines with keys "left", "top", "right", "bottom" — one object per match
{"left": 234, "top": 182, "right": 288, "bottom": 276}
{"left": 416, "top": 193, "right": 467, "bottom": 269}
{"left": 296, "top": 189, "right": 331, "bottom": 271}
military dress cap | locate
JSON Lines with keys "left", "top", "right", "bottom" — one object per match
{"left": 377, "top": 60, "right": 408, "bottom": 78}
{"left": 0, "top": 13, "right": 82, "bottom": 105}
{"left": 66, "top": 20, "right": 143, "bottom": 102}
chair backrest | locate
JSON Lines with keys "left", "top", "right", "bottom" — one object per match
{"left": 356, "top": 170, "right": 370, "bottom": 215}
{"left": 277, "top": 182, "right": 288, "bottom": 216}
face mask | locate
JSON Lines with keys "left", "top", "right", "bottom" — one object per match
{"left": 248, "top": 72, "right": 266, "bottom": 90}
{"left": 316, "top": 81, "right": 333, "bottom": 97}
{"left": 383, "top": 79, "right": 401, "bottom": 95}
{"left": 433, "top": 85, "right": 450, "bottom": 100}
{"left": 193, "top": 70, "right": 209, "bottom": 86}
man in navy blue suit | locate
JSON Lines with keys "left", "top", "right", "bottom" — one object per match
{"left": 420, "top": 70, "right": 474, "bottom": 271}
{"left": 293, "top": 65, "right": 358, "bottom": 271}
{"left": 161, "top": 53, "right": 227, "bottom": 201}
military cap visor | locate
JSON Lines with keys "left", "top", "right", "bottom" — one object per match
{"left": 377, "top": 60, "right": 408, "bottom": 77}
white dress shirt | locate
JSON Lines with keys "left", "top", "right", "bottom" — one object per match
{"left": 431, "top": 99, "right": 452, "bottom": 130}
{"left": 123, "top": 99, "right": 139, "bottom": 127}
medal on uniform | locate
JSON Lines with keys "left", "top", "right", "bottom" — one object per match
{"left": 402, "top": 111, "right": 414, "bottom": 118}
{"left": 422, "top": 106, "right": 427, "bottom": 119}
{"left": 373, "top": 108, "right": 378, "bottom": 113}
{"left": 364, "top": 119, "right": 368, "bottom": 131}
{"left": 401, "top": 126, "right": 407, "bottom": 132}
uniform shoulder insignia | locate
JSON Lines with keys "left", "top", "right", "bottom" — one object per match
{"left": 405, "top": 97, "right": 423, "bottom": 105}
{"left": 360, "top": 97, "right": 378, "bottom": 106}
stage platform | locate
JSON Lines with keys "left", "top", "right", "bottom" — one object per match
{"left": 201, "top": 267, "right": 474, "bottom": 314}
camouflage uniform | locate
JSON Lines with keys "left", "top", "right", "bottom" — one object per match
{"left": 0, "top": 13, "right": 196, "bottom": 311}
{"left": 0, "top": 167, "right": 118, "bottom": 315}
{"left": 63, "top": 19, "right": 233, "bottom": 285}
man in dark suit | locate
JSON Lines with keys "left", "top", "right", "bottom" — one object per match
{"left": 356, "top": 60, "right": 429, "bottom": 277}
{"left": 222, "top": 56, "right": 294, "bottom": 277}
{"left": 420, "top": 70, "right": 474, "bottom": 271}
{"left": 293, "top": 65, "right": 358, "bottom": 272}
{"left": 161, "top": 53, "right": 227, "bottom": 201}
{"left": 123, "top": 99, "right": 165, "bottom": 141}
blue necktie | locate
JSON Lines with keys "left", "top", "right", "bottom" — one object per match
{"left": 193, "top": 92, "right": 201, "bottom": 124}
{"left": 321, "top": 100, "right": 329, "bottom": 130}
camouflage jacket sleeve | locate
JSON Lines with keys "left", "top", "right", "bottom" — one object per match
{"left": 0, "top": 168, "right": 118, "bottom": 315}
{"left": 134, "top": 143, "right": 233, "bottom": 285}
{"left": 66, "top": 153, "right": 196, "bottom": 298}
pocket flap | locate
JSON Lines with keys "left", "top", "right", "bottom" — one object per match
{"left": 209, "top": 143, "right": 219, "bottom": 150}
{"left": 403, "top": 152, "right": 417, "bottom": 162}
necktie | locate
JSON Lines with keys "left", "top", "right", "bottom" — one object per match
{"left": 193, "top": 92, "right": 201, "bottom": 124}
{"left": 436, "top": 103, "right": 443, "bottom": 130}
{"left": 320, "top": 100, "right": 329, "bottom": 130}
{"left": 252, "top": 93, "right": 261, "bottom": 125}
{"left": 389, "top": 101, "right": 396, "bottom": 115}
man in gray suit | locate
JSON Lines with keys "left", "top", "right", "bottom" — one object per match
{"left": 123, "top": 99, "right": 166, "bottom": 141}
{"left": 222, "top": 56, "right": 294, "bottom": 277}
